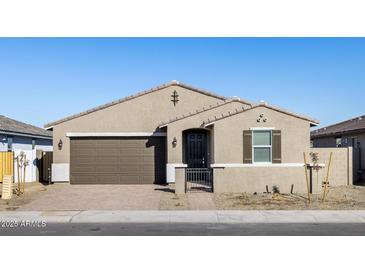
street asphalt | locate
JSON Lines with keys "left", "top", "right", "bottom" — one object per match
{"left": 2, "top": 222, "right": 365, "bottom": 236}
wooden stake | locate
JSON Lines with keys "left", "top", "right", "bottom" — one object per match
{"left": 22, "top": 155, "right": 27, "bottom": 194}
{"left": 16, "top": 156, "right": 21, "bottom": 195}
{"left": 322, "top": 152, "right": 333, "bottom": 202}
{"left": 22, "top": 162, "right": 26, "bottom": 193}
{"left": 303, "top": 152, "right": 311, "bottom": 203}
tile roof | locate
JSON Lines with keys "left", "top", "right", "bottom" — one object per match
{"left": 44, "top": 80, "right": 227, "bottom": 128}
{"left": 311, "top": 115, "right": 365, "bottom": 138}
{"left": 201, "top": 102, "right": 319, "bottom": 127}
{"left": 0, "top": 115, "right": 52, "bottom": 138}
{"left": 158, "top": 98, "right": 252, "bottom": 127}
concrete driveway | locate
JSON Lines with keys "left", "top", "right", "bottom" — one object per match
{"left": 20, "top": 184, "right": 171, "bottom": 211}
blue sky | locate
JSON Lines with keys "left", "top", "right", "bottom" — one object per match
{"left": 0, "top": 38, "right": 364, "bottom": 129}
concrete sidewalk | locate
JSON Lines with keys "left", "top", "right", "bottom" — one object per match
{"left": 2, "top": 210, "right": 365, "bottom": 224}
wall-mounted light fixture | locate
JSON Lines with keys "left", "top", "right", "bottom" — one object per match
{"left": 58, "top": 139, "right": 63, "bottom": 150}
{"left": 172, "top": 137, "right": 177, "bottom": 147}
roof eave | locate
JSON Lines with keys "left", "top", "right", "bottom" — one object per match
{"left": 311, "top": 127, "right": 365, "bottom": 138}
{"left": 0, "top": 130, "right": 52, "bottom": 140}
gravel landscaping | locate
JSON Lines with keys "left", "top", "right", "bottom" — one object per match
{"left": 214, "top": 185, "right": 365, "bottom": 210}
{"left": 1, "top": 183, "right": 365, "bottom": 211}
{"left": 0, "top": 182, "right": 49, "bottom": 211}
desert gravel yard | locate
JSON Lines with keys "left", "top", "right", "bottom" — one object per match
{"left": 213, "top": 185, "right": 365, "bottom": 210}
{"left": 0, "top": 183, "right": 48, "bottom": 211}
{"left": 159, "top": 185, "right": 365, "bottom": 210}
{"left": 2, "top": 183, "right": 365, "bottom": 211}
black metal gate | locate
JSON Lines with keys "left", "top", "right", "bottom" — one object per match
{"left": 185, "top": 168, "right": 213, "bottom": 192}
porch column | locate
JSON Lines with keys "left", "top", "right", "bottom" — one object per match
{"left": 175, "top": 167, "right": 186, "bottom": 194}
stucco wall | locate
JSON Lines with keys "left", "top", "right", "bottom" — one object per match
{"left": 167, "top": 100, "right": 247, "bottom": 163}
{"left": 213, "top": 147, "right": 352, "bottom": 194}
{"left": 311, "top": 147, "right": 352, "bottom": 187}
{"left": 52, "top": 85, "right": 224, "bottom": 164}
{"left": 213, "top": 106, "right": 310, "bottom": 164}
{"left": 214, "top": 166, "right": 308, "bottom": 193}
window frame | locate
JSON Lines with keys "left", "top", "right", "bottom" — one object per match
{"left": 7, "top": 136, "right": 13, "bottom": 152}
{"left": 252, "top": 130, "right": 272, "bottom": 164}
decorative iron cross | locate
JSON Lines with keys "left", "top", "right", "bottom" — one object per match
{"left": 171, "top": 90, "right": 179, "bottom": 106}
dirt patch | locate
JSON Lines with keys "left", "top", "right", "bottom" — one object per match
{"left": 214, "top": 185, "right": 365, "bottom": 210}
{"left": 159, "top": 190, "right": 189, "bottom": 210}
{"left": 0, "top": 182, "right": 50, "bottom": 211}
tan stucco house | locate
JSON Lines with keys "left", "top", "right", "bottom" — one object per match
{"left": 45, "top": 81, "right": 321, "bottom": 193}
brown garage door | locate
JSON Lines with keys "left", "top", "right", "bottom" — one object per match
{"left": 70, "top": 137, "right": 166, "bottom": 184}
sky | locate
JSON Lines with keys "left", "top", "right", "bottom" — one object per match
{"left": 0, "top": 38, "right": 364, "bottom": 129}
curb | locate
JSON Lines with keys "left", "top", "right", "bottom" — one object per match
{"left": 2, "top": 210, "right": 365, "bottom": 224}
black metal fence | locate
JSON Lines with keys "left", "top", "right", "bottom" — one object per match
{"left": 185, "top": 168, "right": 213, "bottom": 192}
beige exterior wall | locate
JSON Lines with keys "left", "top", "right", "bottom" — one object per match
{"left": 165, "top": 103, "right": 351, "bottom": 194}
{"left": 166, "top": 101, "right": 248, "bottom": 163}
{"left": 175, "top": 167, "right": 186, "bottom": 194}
{"left": 213, "top": 147, "right": 352, "bottom": 194}
{"left": 311, "top": 147, "right": 352, "bottom": 187}
{"left": 52, "top": 85, "right": 224, "bottom": 164}
{"left": 214, "top": 166, "right": 308, "bottom": 193}
{"left": 213, "top": 106, "right": 310, "bottom": 164}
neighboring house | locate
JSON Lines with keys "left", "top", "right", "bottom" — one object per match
{"left": 311, "top": 115, "right": 365, "bottom": 183}
{"left": 0, "top": 115, "right": 53, "bottom": 182}
{"left": 44, "top": 80, "right": 333, "bottom": 194}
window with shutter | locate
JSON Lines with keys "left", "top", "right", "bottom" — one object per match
{"left": 243, "top": 130, "right": 252, "bottom": 163}
{"left": 272, "top": 130, "right": 282, "bottom": 163}
{"left": 252, "top": 130, "right": 272, "bottom": 163}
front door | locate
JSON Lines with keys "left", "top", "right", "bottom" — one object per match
{"left": 185, "top": 131, "right": 208, "bottom": 168}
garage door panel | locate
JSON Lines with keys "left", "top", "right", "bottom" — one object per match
{"left": 71, "top": 175, "right": 97, "bottom": 184}
{"left": 70, "top": 137, "right": 166, "bottom": 184}
{"left": 95, "top": 175, "right": 121, "bottom": 184}
{"left": 95, "top": 166, "right": 121, "bottom": 173}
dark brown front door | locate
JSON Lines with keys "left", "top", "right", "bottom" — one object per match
{"left": 185, "top": 131, "right": 208, "bottom": 168}
{"left": 70, "top": 137, "right": 166, "bottom": 184}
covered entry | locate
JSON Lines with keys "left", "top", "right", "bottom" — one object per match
{"left": 70, "top": 136, "right": 166, "bottom": 184}
{"left": 183, "top": 129, "right": 213, "bottom": 192}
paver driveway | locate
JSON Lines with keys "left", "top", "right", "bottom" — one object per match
{"left": 20, "top": 184, "right": 170, "bottom": 211}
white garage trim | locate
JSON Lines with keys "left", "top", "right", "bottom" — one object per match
{"left": 66, "top": 132, "right": 167, "bottom": 137}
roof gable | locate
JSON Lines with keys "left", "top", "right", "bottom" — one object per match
{"left": 158, "top": 98, "right": 252, "bottom": 128}
{"left": 45, "top": 81, "right": 227, "bottom": 128}
{"left": 202, "top": 102, "right": 319, "bottom": 127}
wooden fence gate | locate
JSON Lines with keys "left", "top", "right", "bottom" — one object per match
{"left": 0, "top": 152, "right": 14, "bottom": 183}
{"left": 36, "top": 151, "right": 53, "bottom": 183}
